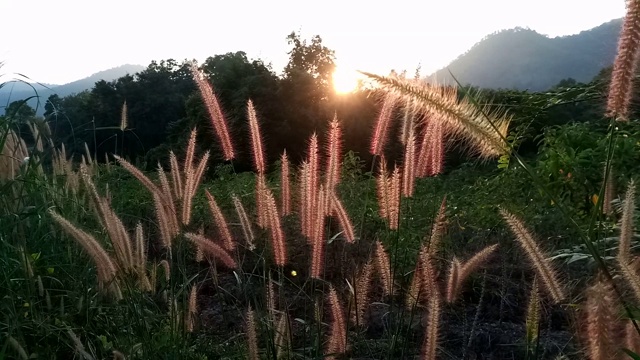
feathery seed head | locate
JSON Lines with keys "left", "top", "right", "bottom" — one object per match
{"left": 525, "top": 278, "right": 541, "bottom": 348}
{"left": 374, "top": 240, "right": 394, "bottom": 296}
{"left": 417, "top": 119, "right": 445, "bottom": 177}
{"left": 265, "top": 188, "right": 287, "bottom": 266}
{"left": 246, "top": 306, "right": 259, "bottom": 360}
{"left": 189, "top": 62, "right": 235, "bottom": 159}
{"left": 458, "top": 244, "right": 499, "bottom": 284}
{"left": 370, "top": 93, "right": 398, "bottom": 155}
{"left": 330, "top": 193, "right": 356, "bottom": 243}
{"left": 205, "top": 190, "right": 235, "bottom": 251}
{"left": 625, "top": 318, "right": 640, "bottom": 356}
{"left": 280, "top": 150, "right": 291, "bottom": 215}
{"left": 256, "top": 174, "right": 269, "bottom": 229}
{"left": 376, "top": 156, "right": 390, "bottom": 219}
{"left": 184, "top": 232, "right": 237, "bottom": 269}
{"left": 618, "top": 180, "right": 636, "bottom": 264}
{"left": 305, "top": 135, "right": 320, "bottom": 237}
{"left": 602, "top": 165, "right": 616, "bottom": 216}
{"left": 363, "top": 72, "right": 511, "bottom": 159}
{"left": 326, "top": 286, "right": 348, "bottom": 357}
{"left": 247, "top": 100, "right": 266, "bottom": 174}
{"left": 299, "top": 161, "right": 311, "bottom": 238}
{"left": 232, "top": 194, "right": 256, "bottom": 250}
{"left": 120, "top": 101, "right": 128, "bottom": 131}
{"left": 186, "top": 286, "right": 198, "bottom": 332}
{"left": 445, "top": 257, "right": 461, "bottom": 303}
{"left": 428, "top": 195, "right": 448, "bottom": 256}
{"left": 500, "top": 209, "right": 566, "bottom": 303}
{"left": 353, "top": 260, "right": 373, "bottom": 326}
{"left": 49, "top": 210, "right": 122, "bottom": 299}
{"left": 406, "top": 258, "right": 426, "bottom": 309}
{"left": 325, "top": 115, "right": 343, "bottom": 194}
{"left": 310, "top": 185, "right": 326, "bottom": 279}
{"left": 388, "top": 166, "right": 401, "bottom": 230}
{"left": 583, "top": 276, "right": 619, "bottom": 360}
{"left": 421, "top": 289, "right": 441, "bottom": 360}
{"left": 402, "top": 128, "right": 416, "bottom": 197}
{"left": 605, "top": 0, "right": 640, "bottom": 121}
{"left": 169, "top": 151, "right": 183, "bottom": 200}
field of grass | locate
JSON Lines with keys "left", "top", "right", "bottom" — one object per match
{"left": 3, "top": 16, "right": 640, "bottom": 359}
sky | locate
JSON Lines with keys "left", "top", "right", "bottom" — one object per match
{"left": 0, "top": 0, "right": 627, "bottom": 86}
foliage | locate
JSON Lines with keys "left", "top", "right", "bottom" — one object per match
{"left": 536, "top": 120, "right": 640, "bottom": 216}
{"left": 45, "top": 60, "right": 195, "bottom": 166}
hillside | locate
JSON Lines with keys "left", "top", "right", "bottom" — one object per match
{"left": 430, "top": 19, "right": 622, "bottom": 91}
{"left": 1, "top": 64, "right": 144, "bottom": 115}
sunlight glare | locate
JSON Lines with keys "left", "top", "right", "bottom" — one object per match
{"left": 333, "top": 67, "right": 361, "bottom": 94}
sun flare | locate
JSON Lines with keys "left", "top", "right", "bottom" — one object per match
{"left": 332, "top": 67, "right": 362, "bottom": 94}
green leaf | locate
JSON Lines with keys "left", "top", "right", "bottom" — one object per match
{"left": 98, "top": 335, "right": 113, "bottom": 350}
{"left": 622, "top": 348, "right": 640, "bottom": 360}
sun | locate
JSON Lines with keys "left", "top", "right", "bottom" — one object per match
{"left": 332, "top": 67, "right": 361, "bottom": 94}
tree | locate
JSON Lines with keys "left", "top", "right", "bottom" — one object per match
{"left": 553, "top": 78, "right": 579, "bottom": 89}
{"left": 166, "top": 52, "right": 283, "bottom": 171}
{"left": 124, "top": 59, "right": 195, "bottom": 162}
{"left": 4, "top": 100, "right": 36, "bottom": 123}
{"left": 45, "top": 91, "right": 93, "bottom": 155}
{"left": 44, "top": 94, "right": 62, "bottom": 119}
{"left": 279, "top": 32, "right": 337, "bottom": 160}
{"left": 44, "top": 59, "right": 196, "bottom": 165}
{"left": 283, "top": 32, "right": 336, "bottom": 96}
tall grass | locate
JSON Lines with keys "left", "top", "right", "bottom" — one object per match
{"left": 2, "top": 10, "right": 640, "bottom": 359}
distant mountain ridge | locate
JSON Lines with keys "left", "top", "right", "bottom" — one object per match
{"left": 430, "top": 19, "right": 622, "bottom": 91}
{"left": 1, "top": 64, "right": 144, "bottom": 115}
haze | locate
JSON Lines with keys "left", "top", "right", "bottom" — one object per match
{"left": 0, "top": 0, "right": 626, "bottom": 85}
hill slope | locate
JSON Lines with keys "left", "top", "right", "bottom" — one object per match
{"left": 1, "top": 64, "right": 144, "bottom": 115}
{"left": 430, "top": 19, "right": 622, "bottom": 91}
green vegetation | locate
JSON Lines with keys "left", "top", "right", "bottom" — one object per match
{"left": 2, "top": 27, "right": 640, "bottom": 360}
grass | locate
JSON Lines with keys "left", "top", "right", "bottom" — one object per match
{"left": 2, "top": 20, "right": 640, "bottom": 360}
{"left": 0, "top": 125, "right": 630, "bottom": 359}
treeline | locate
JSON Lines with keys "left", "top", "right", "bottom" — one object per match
{"left": 2, "top": 32, "right": 629, "bottom": 175}
{"left": 35, "top": 33, "right": 380, "bottom": 173}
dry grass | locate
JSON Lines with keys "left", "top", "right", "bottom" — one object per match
{"left": 0, "top": 130, "right": 28, "bottom": 181}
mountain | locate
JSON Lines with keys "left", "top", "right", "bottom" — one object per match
{"left": 1, "top": 64, "right": 145, "bottom": 115}
{"left": 430, "top": 19, "right": 622, "bottom": 91}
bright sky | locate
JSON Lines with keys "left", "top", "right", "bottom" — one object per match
{"left": 0, "top": 0, "right": 626, "bottom": 86}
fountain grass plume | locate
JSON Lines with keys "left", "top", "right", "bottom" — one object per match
{"left": 190, "top": 63, "right": 235, "bottom": 160}
{"left": 500, "top": 209, "right": 566, "bottom": 303}
{"left": 606, "top": 0, "right": 640, "bottom": 121}
{"left": 361, "top": 72, "right": 511, "bottom": 160}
